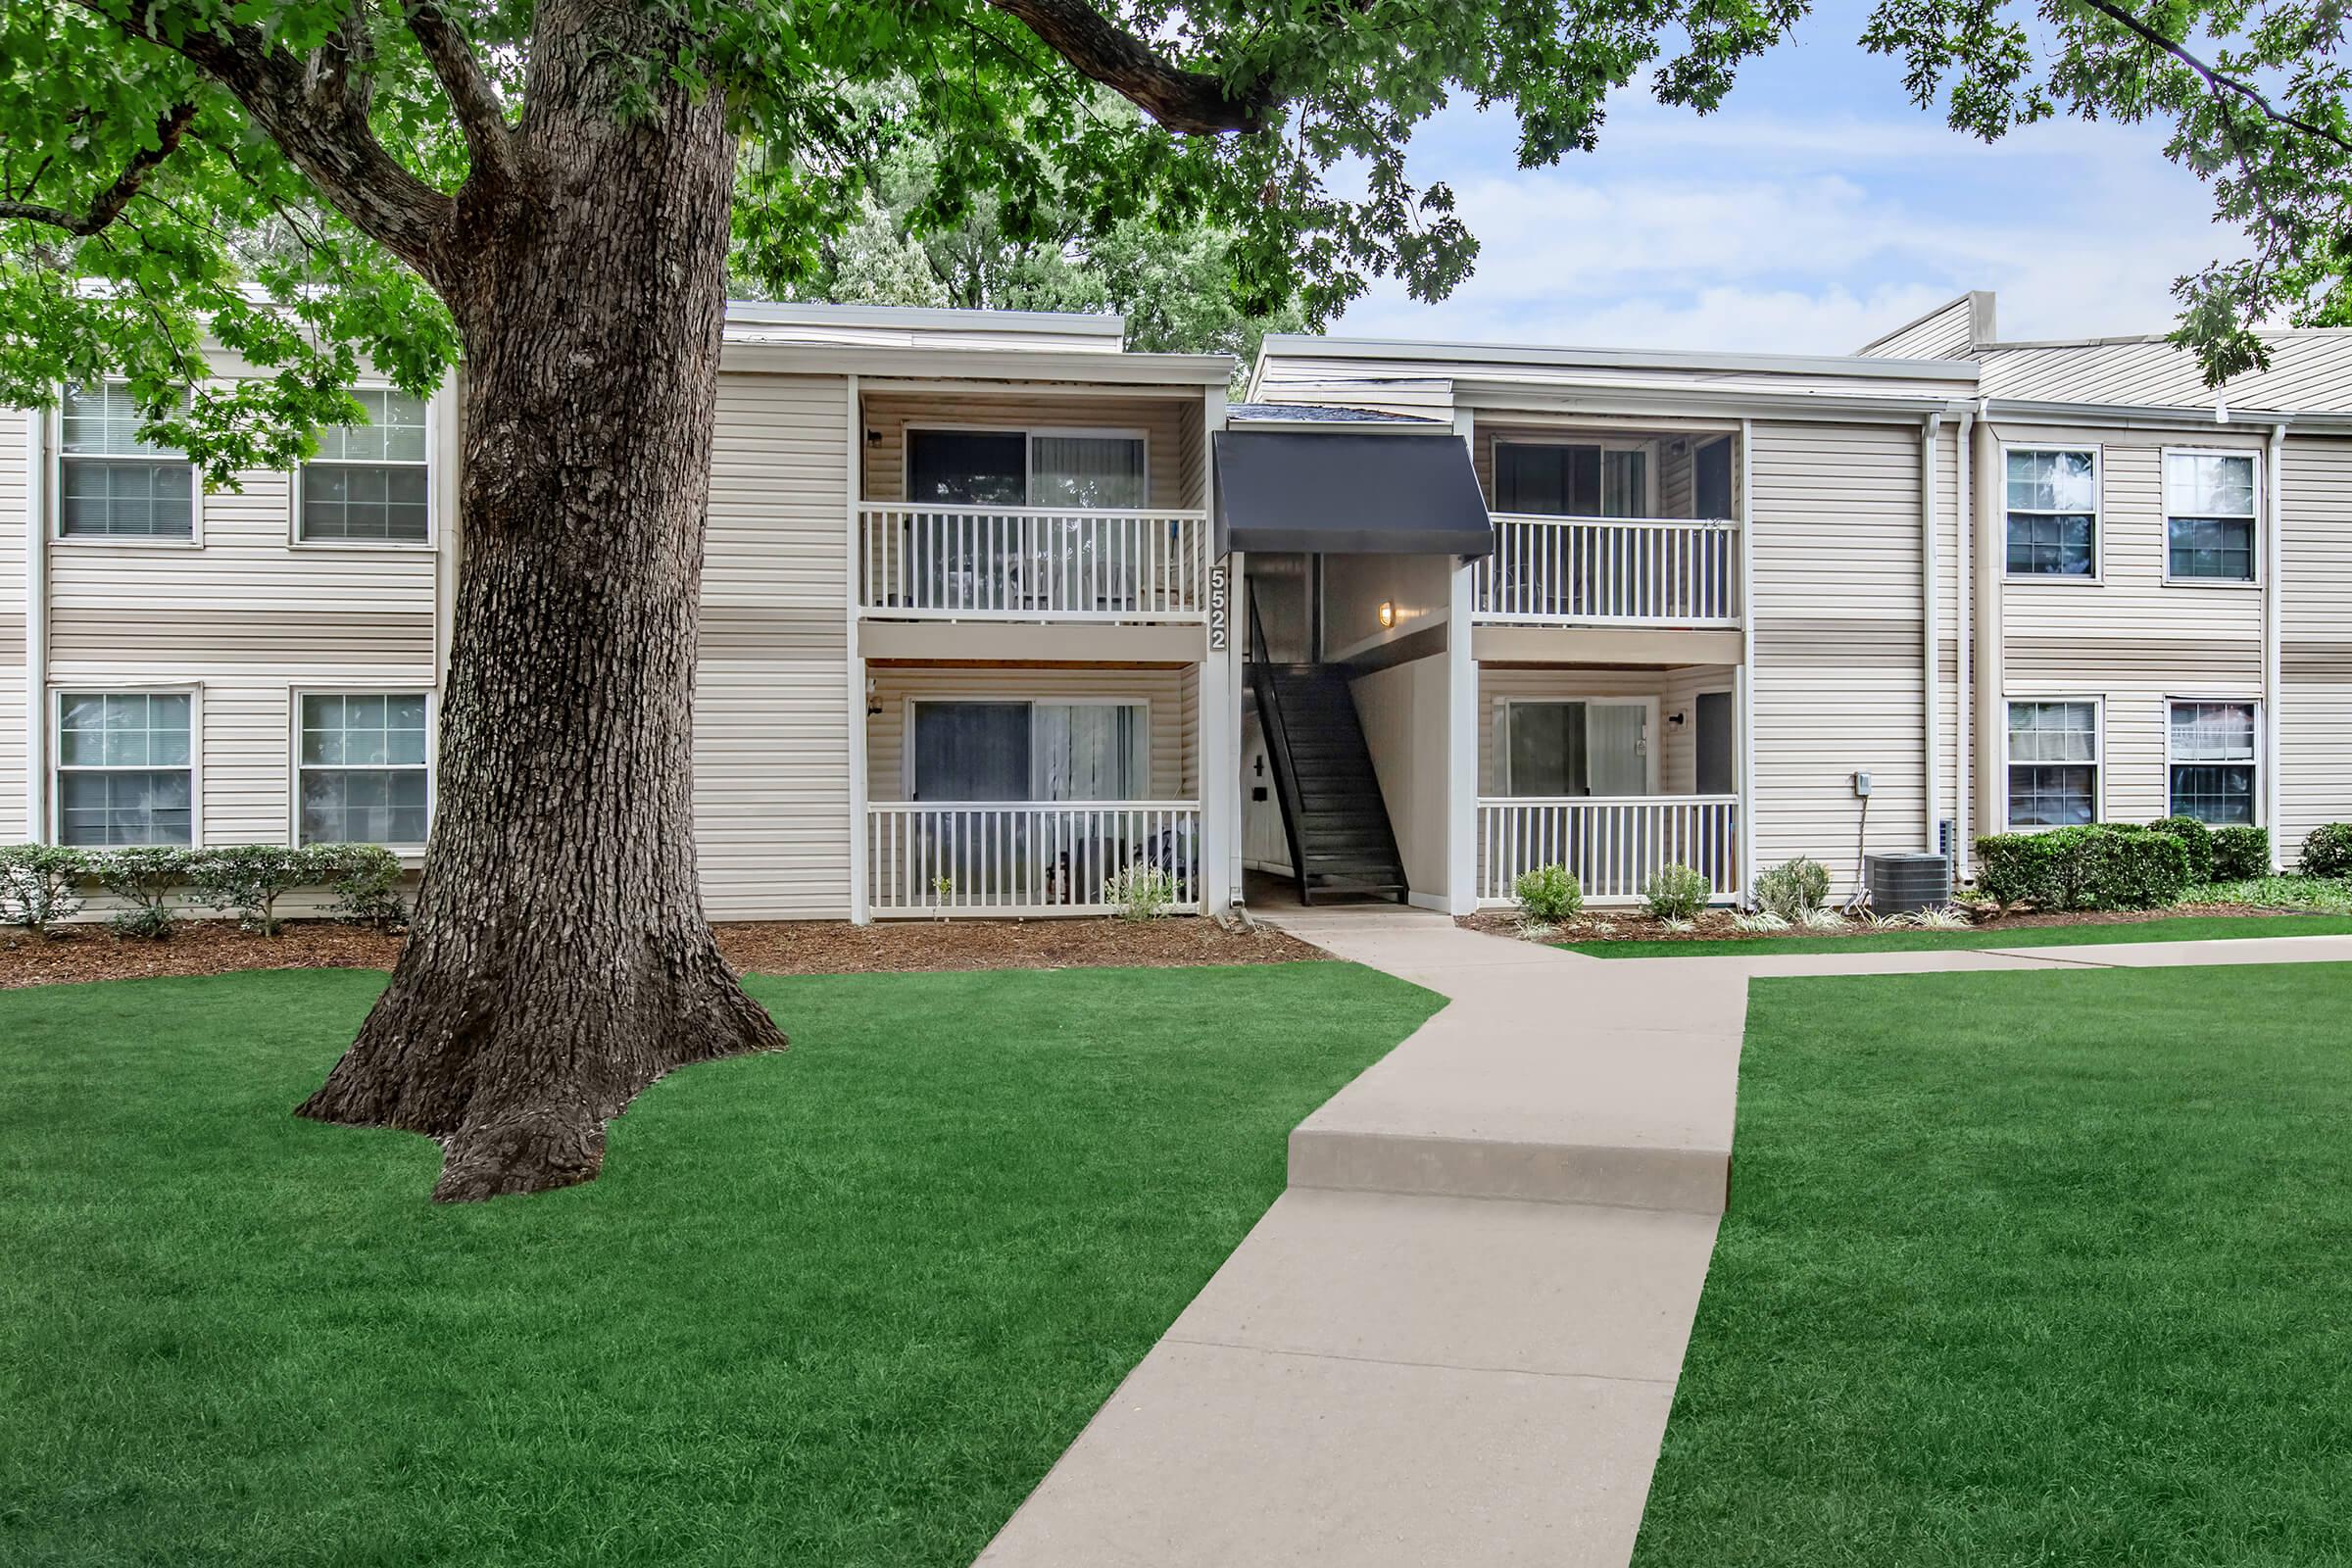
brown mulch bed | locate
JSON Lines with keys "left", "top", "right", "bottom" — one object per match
{"left": 1, "top": 915, "right": 1324, "bottom": 991}
{"left": 1456, "top": 902, "right": 2312, "bottom": 946}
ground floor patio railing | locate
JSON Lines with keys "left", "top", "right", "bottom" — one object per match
{"left": 866, "top": 802, "right": 1202, "bottom": 917}
{"left": 1477, "top": 795, "right": 1741, "bottom": 906}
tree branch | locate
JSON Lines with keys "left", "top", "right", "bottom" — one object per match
{"left": 982, "top": 0, "right": 1276, "bottom": 133}
{"left": 65, "top": 0, "right": 456, "bottom": 275}
{"left": 2073, "top": 0, "right": 2352, "bottom": 155}
{"left": 0, "top": 101, "right": 198, "bottom": 236}
{"left": 401, "top": 0, "right": 520, "bottom": 186}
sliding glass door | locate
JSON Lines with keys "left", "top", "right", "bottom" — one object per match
{"left": 905, "top": 428, "right": 1148, "bottom": 611}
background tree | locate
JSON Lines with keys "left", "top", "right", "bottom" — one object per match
{"left": 5, "top": 0, "right": 2341, "bottom": 1201}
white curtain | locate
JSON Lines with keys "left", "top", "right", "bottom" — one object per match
{"left": 1032, "top": 704, "right": 1144, "bottom": 802}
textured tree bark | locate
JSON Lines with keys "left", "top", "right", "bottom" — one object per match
{"left": 296, "top": 2, "right": 785, "bottom": 1202}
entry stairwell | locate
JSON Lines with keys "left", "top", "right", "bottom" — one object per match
{"left": 1248, "top": 600, "right": 1408, "bottom": 906}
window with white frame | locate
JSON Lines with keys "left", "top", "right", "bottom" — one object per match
{"left": 2006, "top": 700, "right": 2099, "bottom": 827}
{"left": 2004, "top": 448, "right": 2097, "bottom": 576}
{"left": 909, "top": 700, "right": 1146, "bottom": 803}
{"left": 2168, "top": 700, "right": 2259, "bottom": 824}
{"left": 1494, "top": 442, "right": 1649, "bottom": 517}
{"left": 905, "top": 428, "right": 1146, "bottom": 509}
{"left": 2165, "top": 451, "right": 2258, "bottom": 581}
{"left": 56, "top": 692, "right": 194, "bottom": 845}
{"left": 298, "top": 694, "right": 431, "bottom": 844}
{"left": 57, "top": 383, "right": 195, "bottom": 539}
{"left": 300, "top": 389, "right": 431, "bottom": 542}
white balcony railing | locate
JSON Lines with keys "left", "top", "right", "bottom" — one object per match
{"left": 1476, "top": 515, "right": 1740, "bottom": 627}
{"left": 858, "top": 504, "right": 1211, "bottom": 621}
{"left": 867, "top": 802, "right": 1202, "bottom": 917}
{"left": 1478, "top": 795, "right": 1741, "bottom": 906}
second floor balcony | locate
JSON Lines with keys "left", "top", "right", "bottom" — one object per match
{"left": 858, "top": 503, "right": 1211, "bottom": 621}
{"left": 1475, "top": 513, "right": 1740, "bottom": 628}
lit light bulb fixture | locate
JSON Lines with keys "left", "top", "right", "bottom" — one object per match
{"left": 1377, "top": 600, "right": 1396, "bottom": 629}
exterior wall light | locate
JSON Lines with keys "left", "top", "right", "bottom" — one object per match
{"left": 1377, "top": 600, "right": 1396, "bottom": 629}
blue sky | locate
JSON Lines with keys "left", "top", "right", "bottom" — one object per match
{"left": 1330, "top": 0, "right": 2239, "bottom": 354}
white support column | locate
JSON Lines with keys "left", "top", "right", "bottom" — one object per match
{"left": 1974, "top": 405, "right": 2006, "bottom": 846}
{"left": 1953, "top": 409, "right": 1974, "bottom": 879}
{"left": 1445, "top": 406, "right": 1480, "bottom": 913}
{"left": 24, "top": 410, "right": 47, "bottom": 842}
{"left": 2266, "top": 420, "right": 2286, "bottom": 869}
{"left": 1921, "top": 412, "right": 1942, "bottom": 855}
{"left": 845, "top": 374, "right": 870, "bottom": 924}
{"left": 1228, "top": 550, "right": 1249, "bottom": 904}
{"left": 1737, "top": 416, "right": 1757, "bottom": 905}
{"left": 1196, "top": 385, "right": 1237, "bottom": 915}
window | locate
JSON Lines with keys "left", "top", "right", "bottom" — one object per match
{"left": 300, "top": 389, "right": 431, "bottom": 542}
{"left": 905, "top": 428, "right": 1147, "bottom": 509}
{"left": 56, "top": 692, "right": 194, "bottom": 845}
{"left": 1502, "top": 701, "right": 1650, "bottom": 797}
{"left": 2168, "top": 700, "right": 2259, "bottom": 824}
{"left": 909, "top": 700, "right": 1146, "bottom": 803}
{"left": 2165, "top": 451, "right": 2258, "bottom": 581}
{"left": 57, "top": 383, "right": 194, "bottom": 539}
{"left": 299, "top": 693, "right": 431, "bottom": 844}
{"left": 1494, "top": 442, "right": 1648, "bottom": 516}
{"left": 2005, "top": 448, "right": 2097, "bottom": 576}
{"left": 2005, "top": 700, "right": 2099, "bottom": 827}
{"left": 1693, "top": 437, "right": 1735, "bottom": 520}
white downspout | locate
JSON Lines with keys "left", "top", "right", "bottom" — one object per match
{"left": 1737, "top": 416, "right": 1756, "bottom": 902}
{"left": 24, "top": 410, "right": 45, "bottom": 842}
{"left": 2266, "top": 420, "right": 2286, "bottom": 869}
{"left": 1953, "top": 407, "right": 1973, "bottom": 879}
{"left": 845, "top": 373, "right": 869, "bottom": 924}
{"left": 1445, "top": 405, "right": 1480, "bottom": 913}
{"left": 1921, "top": 413, "right": 1941, "bottom": 855}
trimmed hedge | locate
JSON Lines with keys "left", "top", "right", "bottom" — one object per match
{"left": 2148, "top": 815, "right": 2215, "bottom": 883}
{"left": 2301, "top": 822, "right": 2352, "bottom": 879}
{"left": 0, "top": 843, "right": 406, "bottom": 939}
{"left": 2210, "top": 825, "right": 2271, "bottom": 881}
{"left": 1973, "top": 824, "right": 2190, "bottom": 911}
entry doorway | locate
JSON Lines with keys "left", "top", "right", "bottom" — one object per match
{"left": 1501, "top": 699, "right": 1658, "bottom": 797}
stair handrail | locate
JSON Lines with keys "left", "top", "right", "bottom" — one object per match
{"left": 1248, "top": 593, "right": 1315, "bottom": 903}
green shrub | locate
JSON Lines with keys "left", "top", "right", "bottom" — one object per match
{"left": 2148, "top": 815, "right": 2215, "bottom": 882}
{"left": 1102, "top": 863, "right": 1177, "bottom": 921}
{"left": 1751, "top": 857, "right": 1831, "bottom": 920}
{"left": 2299, "top": 822, "right": 2352, "bottom": 879}
{"left": 1643, "top": 862, "right": 1712, "bottom": 921}
{"left": 95, "top": 847, "right": 194, "bottom": 940}
{"left": 0, "top": 844, "right": 87, "bottom": 934}
{"left": 1512, "top": 864, "right": 1584, "bottom": 924}
{"left": 1973, "top": 826, "right": 2188, "bottom": 911}
{"left": 2210, "top": 825, "right": 2271, "bottom": 882}
{"left": 191, "top": 845, "right": 352, "bottom": 936}
{"left": 324, "top": 844, "right": 410, "bottom": 930}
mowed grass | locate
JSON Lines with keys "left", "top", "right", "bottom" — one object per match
{"left": 1565, "top": 911, "right": 2352, "bottom": 957}
{"left": 1632, "top": 963, "right": 2352, "bottom": 1568}
{"left": 0, "top": 963, "right": 1440, "bottom": 1568}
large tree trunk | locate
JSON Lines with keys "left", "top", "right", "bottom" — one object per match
{"left": 296, "top": 7, "right": 784, "bottom": 1202}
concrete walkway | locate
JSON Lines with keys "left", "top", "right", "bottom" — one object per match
{"left": 975, "top": 909, "right": 2352, "bottom": 1567}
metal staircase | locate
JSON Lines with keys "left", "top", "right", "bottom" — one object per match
{"left": 1248, "top": 599, "right": 1409, "bottom": 906}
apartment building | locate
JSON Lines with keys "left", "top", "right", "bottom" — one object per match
{"left": 5, "top": 292, "right": 2349, "bottom": 919}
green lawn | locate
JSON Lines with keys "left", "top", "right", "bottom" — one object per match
{"left": 1632, "top": 962, "right": 2352, "bottom": 1567}
{"left": 0, "top": 963, "right": 1439, "bottom": 1568}
{"left": 1566, "top": 911, "right": 2352, "bottom": 957}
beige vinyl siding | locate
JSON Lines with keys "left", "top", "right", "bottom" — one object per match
{"left": 39, "top": 380, "right": 442, "bottom": 846}
{"left": 1749, "top": 419, "right": 1928, "bottom": 888}
{"left": 864, "top": 665, "right": 1198, "bottom": 802}
{"left": 858, "top": 391, "right": 1196, "bottom": 505}
{"left": 1657, "top": 438, "right": 1694, "bottom": 520}
{"left": 1991, "top": 422, "right": 2266, "bottom": 828}
{"left": 1, "top": 406, "right": 25, "bottom": 840}
{"left": 1176, "top": 394, "right": 1208, "bottom": 510}
{"left": 2280, "top": 433, "right": 2352, "bottom": 850}
{"left": 696, "top": 372, "right": 852, "bottom": 920}
{"left": 1855, "top": 295, "right": 1982, "bottom": 360}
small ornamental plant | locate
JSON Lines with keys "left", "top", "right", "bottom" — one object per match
{"left": 1642, "top": 862, "right": 1711, "bottom": 922}
{"left": 1512, "top": 864, "right": 1584, "bottom": 926}
{"left": 1104, "top": 863, "right": 1179, "bottom": 921}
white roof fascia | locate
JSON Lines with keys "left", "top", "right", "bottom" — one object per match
{"left": 1979, "top": 396, "right": 2317, "bottom": 431}
{"left": 723, "top": 300, "right": 1126, "bottom": 339}
{"left": 718, "top": 341, "right": 1233, "bottom": 386}
{"left": 1257, "top": 332, "right": 1981, "bottom": 384}
{"left": 1450, "top": 382, "right": 1977, "bottom": 424}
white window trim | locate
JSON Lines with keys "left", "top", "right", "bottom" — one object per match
{"left": 286, "top": 684, "right": 438, "bottom": 852}
{"left": 1495, "top": 696, "right": 1662, "bottom": 797}
{"left": 1997, "top": 442, "right": 2103, "bottom": 584}
{"left": 899, "top": 422, "right": 1153, "bottom": 508}
{"left": 49, "top": 682, "right": 205, "bottom": 847}
{"left": 2163, "top": 694, "right": 2264, "bottom": 827}
{"left": 1490, "top": 436, "right": 1661, "bottom": 519}
{"left": 2000, "top": 693, "right": 2104, "bottom": 831}
{"left": 901, "top": 695, "right": 1154, "bottom": 803}
{"left": 2161, "top": 445, "right": 2264, "bottom": 589}
{"left": 47, "top": 385, "right": 205, "bottom": 550}
{"left": 289, "top": 383, "right": 439, "bottom": 551}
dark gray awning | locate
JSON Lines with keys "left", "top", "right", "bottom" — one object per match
{"left": 1214, "top": 430, "right": 1493, "bottom": 556}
